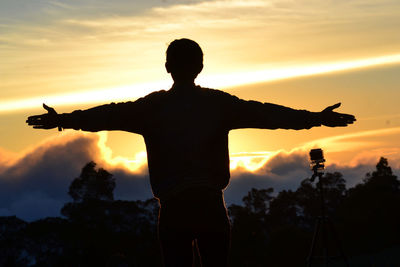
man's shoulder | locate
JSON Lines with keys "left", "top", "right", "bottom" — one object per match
{"left": 135, "top": 89, "right": 168, "bottom": 104}
{"left": 200, "top": 87, "right": 236, "bottom": 99}
{"left": 145, "top": 89, "right": 168, "bottom": 99}
{"left": 200, "top": 88, "right": 242, "bottom": 106}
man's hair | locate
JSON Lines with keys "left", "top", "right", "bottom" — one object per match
{"left": 166, "top": 38, "right": 203, "bottom": 77}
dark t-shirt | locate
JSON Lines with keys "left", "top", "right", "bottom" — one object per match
{"left": 60, "top": 85, "right": 321, "bottom": 200}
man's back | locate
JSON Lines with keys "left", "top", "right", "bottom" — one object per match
{"left": 141, "top": 85, "right": 231, "bottom": 200}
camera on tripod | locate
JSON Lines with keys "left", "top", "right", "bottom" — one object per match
{"left": 309, "top": 148, "right": 325, "bottom": 182}
{"left": 306, "top": 148, "right": 349, "bottom": 266}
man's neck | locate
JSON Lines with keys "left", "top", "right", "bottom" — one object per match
{"left": 172, "top": 80, "right": 197, "bottom": 91}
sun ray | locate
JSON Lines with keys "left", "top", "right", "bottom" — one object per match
{"left": 1, "top": 54, "right": 400, "bottom": 114}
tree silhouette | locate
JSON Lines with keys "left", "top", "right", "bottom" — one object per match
{"left": 59, "top": 162, "right": 162, "bottom": 266}
{"left": 68, "top": 161, "right": 115, "bottom": 202}
{"left": 268, "top": 189, "right": 299, "bottom": 227}
{"left": 337, "top": 157, "right": 400, "bottom": 255}
{"left": 363, "top": 157, "right": 399, "bottom": 191}
{"left": 229, "top": 188, "right": 274, "bottom": 266}
{"left": 242, "top": 187, "right": 274, "bottom": 216}
{"left": 3, "top": 157, "right": 400, "bottom": 266}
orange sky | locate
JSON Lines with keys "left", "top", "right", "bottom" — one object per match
{"left": 1, "top": 0, "right": 400, "bottom": 172}
{"left": 2, "top": 0, "right": 400, "bottom": 221}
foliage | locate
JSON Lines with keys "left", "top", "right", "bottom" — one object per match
{"left": 1, "top": 158, "right": 400, "bottom": 266}
{"left": 68, "top": 161, "right": 115, "bottom": 203}
{"left": 229, "top": 158, "right": 400, "bottom": 266}
{"left": 229, "top": 188, "right": 273, "bottom": 266}
{"left": 336, "top": 157, "right": 400, "bottom": 255}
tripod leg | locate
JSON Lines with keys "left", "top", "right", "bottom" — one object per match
{"left": 326, "top": 219, "right": 350, "bottom": 267}
{"left": 307, "top": 217, "right": 322, "bottom": 267}
{"left": 321, "top": 217, "right": 329, "bottom": 267}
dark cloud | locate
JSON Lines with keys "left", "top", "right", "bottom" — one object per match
{"left": 0, "top": 132, "right": 152, "bottom": 221}
{"left": 0, "top": 133, "right": 395, "bottom": 221}
{"left": 0, "top": 133, "right": 98, "bottom": 221}
{"left": 226, "top": 152, "right": 311, "bottom": 205}
{"left": 265, "top": 151, "right": 309, "bottom": 176}
{"left": 112, "top": 169, "right": 153, "bottom": 201}
{"left": 226, "top": 151, "right": 400, "bottom": 205}
{"left": 326, "top": 164, "right": 377, "bottom": 188}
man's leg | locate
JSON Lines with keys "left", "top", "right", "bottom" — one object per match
{"left": 196, "top": 229, "right": 230, "bottom": 267}
{"left": 159, "top": 227, "right": 194, "bottom": 267}
{"left": 158, "top": 188, "right": 231, "bottom": 267}
{"left": 158, "top": 196, "right": 196, "bottom": 267}
{"left": 194, "top": 190, "right": 231, "bottom": 267}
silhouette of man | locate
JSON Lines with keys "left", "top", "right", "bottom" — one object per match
{"left": 27, "top": 38, "right": 355, "bottom": 267}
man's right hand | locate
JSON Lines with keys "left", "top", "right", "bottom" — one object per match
{"left": 26, "top": 103, "right": 62, "bottom": 131}
{"left": 320, "top": 103, "right": 356, "bottom": 127}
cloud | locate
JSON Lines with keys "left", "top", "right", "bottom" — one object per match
{"left": 226, "top": 158, "right": 311, "bottom": 205}
{"left": 0, "top": 0, "right": 209, "bottom": 23}
{"left": 0, "top": 131, "right": 152, "bottom": 221}
{"left": 304, "top": 127, "right": 400, "bottom": 149}
{"left": 301, "top": 127, "right": 400, "bottom": 168}
{"left": 2, "top": 0, "right": 399, "bottom": 104}
{"left": 226, "top": 126, "right": 400, "bottom": 204}
{"left": 0, "top": 130, "right": 398, "bottom": 221}
{"left": 226, "top": 150, "right": 396, "bottom": 205}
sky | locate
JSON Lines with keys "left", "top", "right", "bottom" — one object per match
{"left": 1, "top": 0, "right": 400, "bottom": 221}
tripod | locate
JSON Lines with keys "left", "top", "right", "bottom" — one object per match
{"left": 306, "top": 168, "right": 349, "bottom": 267}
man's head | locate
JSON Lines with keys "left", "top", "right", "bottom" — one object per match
{"left": 165, "top": 38, "right": 203, "bottom": 82}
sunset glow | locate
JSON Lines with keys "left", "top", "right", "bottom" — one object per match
{"left": 1, "top": 54, "right": 400, "bottom": 113}
{"left": 99, "top": 133, "right": 275, "bottom": 173}
{"left": 97, "top": 132, "right": 148, "bottom": 173}
{"left": 1, "top": 0, "right": 400, "bottom": 221}
{"left": 229, "top": 152, "right": 274, "bottom": 172}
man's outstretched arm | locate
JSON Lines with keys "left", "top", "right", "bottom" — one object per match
{"left": 225, "top": 94, "right": 355, "bottom": 130}
{"left": 26, "top": 100, "right": 147, "bottom": 134}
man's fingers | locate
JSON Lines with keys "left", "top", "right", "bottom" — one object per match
{"left": 325, "top": 102, "right": 341, "bottom": 112}
{"left": 43, "top": 103, "right": 56, "bottom": 114}
{"left": 27, "top": 115, "right": 42, "bottom": 120}
{"left": 32, "top": 124, "right": 53, "bottom": 129}
{"left": 343, "top": 113, "right": 355, "bottom": 119}
{"left": 26, "top": 116, "right": 44, "bottom": 124}
{"left": 323, "top": 111, "right": 356, "bottom": 127}
{"left": 338, "top": 114, "right": 356, "bottom": 125}
{"left": 341, "top": 114, "right": 356, "bottom": 122}
{"left": 27, "top": 115, "right": 43, "bottom": 121}
{"left": 26, "top": 118, "right": 40, "bottom": 125}
{"left": 326, "top": 121, "right": 349, "bottom": 127}
{"left": 43, "top": 103, "right": 51, "bottom": 111}
{"left": 28, "top": 121, "right": 43, "bottom": 126}
{"left": 339, "top": 113, "right": 354, "bottom": 119}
